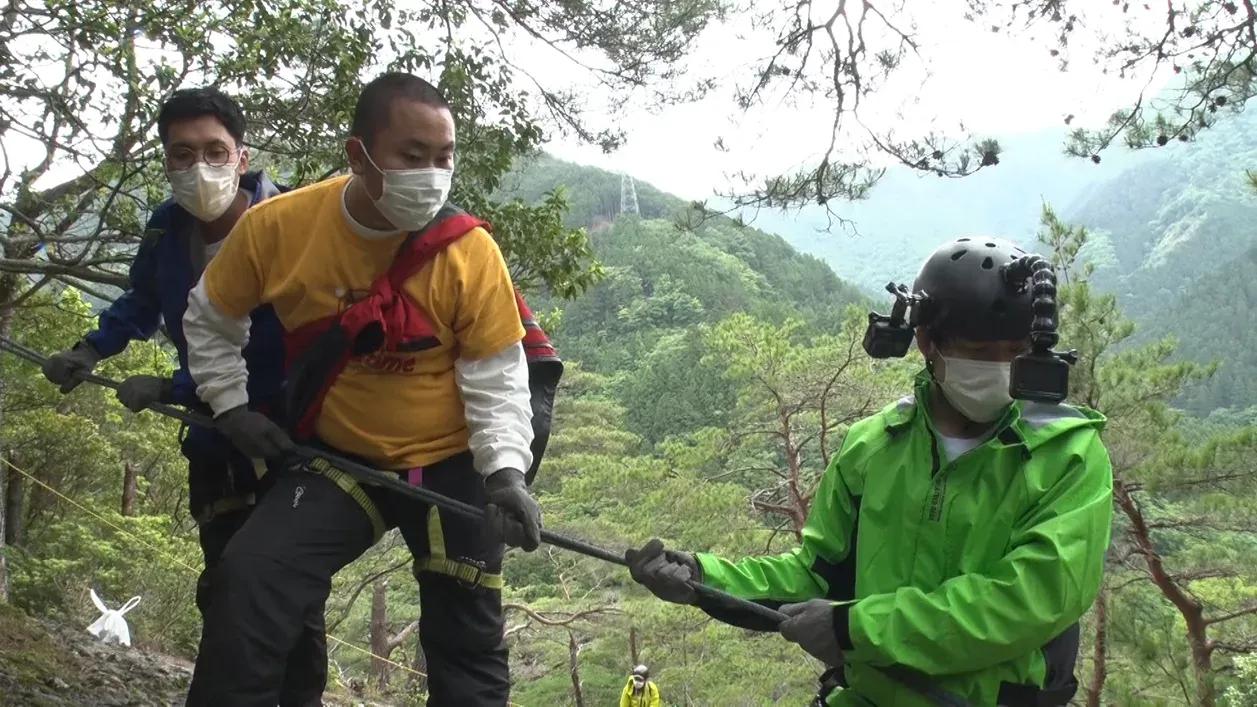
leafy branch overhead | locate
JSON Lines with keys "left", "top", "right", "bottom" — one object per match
{"left": 733, "top": 0, "right": 1257, "bottom": 211}
{"left": 0, "top": 0, "right": 725, "bottom": 303}
{"left": 970, "top": 0, "right": 1257, "bottom": 160}
{"left": 726, "top": 0, "right": 1008, "bottom": 212}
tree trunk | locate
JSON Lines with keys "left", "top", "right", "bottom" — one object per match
{"left": 0, "top": 277, "right": 18, "bottom": 603}
{"left": 779, "top": 408, "right": 808, "bottom": 541}
{"left": 0, "top": 452, "right": 7, "bottom": 603}
{"left": 4, "top": 458, "right": 23, "bottom": 546}
{"left": 120, "top": 462, "right": 139, "bottom": 517}
{"left": 369, "top": 579, "right": 390, "bottom": 690}
{"left": 568, "top": 631, "right": 585, "bottom": 707}
{"left": 1086, "top": 585, "right": 1108, "bottom": 707}
{"left": 1114, "top": 480, "right": 1214, "bottom": 706}
{"left": 629, "top": 625, "right": 640, "bottom": 666}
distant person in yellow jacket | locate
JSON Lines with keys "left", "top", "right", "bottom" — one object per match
{"left": 620, "top": 665, "right": 661, "bottom": 707}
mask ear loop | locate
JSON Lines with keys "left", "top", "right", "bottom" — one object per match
{"left": 925, "top": 348, "right": 947, "bottom": 385}
{"left": 920, "top": 319, "right": 943, "bottom": 384}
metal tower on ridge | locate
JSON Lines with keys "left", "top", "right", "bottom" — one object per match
{"left": 620, "top": 173, "right": 640, "bottom": 216}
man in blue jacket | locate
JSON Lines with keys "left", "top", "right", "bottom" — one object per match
{"left": 41, "top": 87, "right": 325, "bottom": 706}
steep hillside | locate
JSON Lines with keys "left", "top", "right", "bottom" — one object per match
{"left": 1070, "top": 108, "right": 1257, "bottom": 320}
{"left": 0, "top": 603, "right": 190, "bottom": 707}
{"left": 1152, "top": 242, "right": 1257, "bottom": 413}
{"left": 0, "top": 603, "right": 386, "bottom": 707}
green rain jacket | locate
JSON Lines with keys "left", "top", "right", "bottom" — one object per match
{"left": 694, "top": 373, "right": 1113, "bottom": 706}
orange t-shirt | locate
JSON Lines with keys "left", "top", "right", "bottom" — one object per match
{"left": 202, "top": 176, "right": 524, "bottom": 468}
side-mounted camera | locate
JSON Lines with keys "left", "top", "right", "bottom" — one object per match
{"left": 1010, "top": 349, "right": 1077, "bottom": 403}
{"left": 862, "top": 282, "right": 921, "bottom": 359}
{"left": 1001, "top": 256, "right": 1078, "bottom": 404}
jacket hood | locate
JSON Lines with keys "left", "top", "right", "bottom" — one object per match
{"left": 881, "top": 370, "right": 1106, "bottom": 453}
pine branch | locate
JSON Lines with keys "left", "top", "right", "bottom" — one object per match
{"left": 1205, "top": 603, "right": 1257, "bottom": 627}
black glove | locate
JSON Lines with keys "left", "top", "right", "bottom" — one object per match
{"left": 116, "top": 375, "right": 173, "bottom": 413}
{"left": 484, "top": 468, "right": 542, "bottom": 551}
{"left": 215, "top": 405, "right": 294, "bottom": 460}
{"left": 42, "top": 341, "right": 101, "bottom": 393}
{"left": 779, "top": 599, "right": 845, "bottom": 667}
{"left": 625, "top": 538, "right": 700, "bottom": 605}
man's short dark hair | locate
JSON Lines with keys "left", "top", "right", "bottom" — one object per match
{"left": 157, "top": 87, "right": 246, "bottom": 146}
{"left": 351, "top": 72, "right": 450, "bottom": 146}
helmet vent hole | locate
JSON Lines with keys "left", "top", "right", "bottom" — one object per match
{"left": 958, "top": 237, "right": 970, "bottom": 242}
{"left": 985, "top": 242, "right": 996, "bottom": 248}
{"left": 951, "top": 250, "right": 967, "bottom": 261}
{"left": 982, "top": 256, "right": 995, "bottom": 269}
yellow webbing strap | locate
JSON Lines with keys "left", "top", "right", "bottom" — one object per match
{"left": 304, "top": 456, "right": 387, "bottom": 543}
{"left": 414, "top": 506, "right": 503, "bottom": 590}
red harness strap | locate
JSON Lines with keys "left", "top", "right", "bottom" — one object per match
{"left": 282, "top": 212, "right": 484, "bottom": 438}
{"left": 517, "top": 290, "right": 557, "bottom": 363}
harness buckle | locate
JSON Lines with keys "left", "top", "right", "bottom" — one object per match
{"left": 457, "top": 558, "right": 487, "bottom": 589}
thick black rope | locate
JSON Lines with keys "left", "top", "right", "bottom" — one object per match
{"left": 0, "top": 336, "right": 785, "bottom": 625}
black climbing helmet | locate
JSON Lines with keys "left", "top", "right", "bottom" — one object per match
{"left": 913, "top": 236, "right": 1034, "bottom": 342}
{"left": 864, "top": 236, "right": 1078, "bottom": 402}
{"left": 633, "top": 665, "right": 649, "bottom": 679}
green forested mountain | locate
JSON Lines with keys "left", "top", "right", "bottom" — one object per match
{"left": 499, "top": 156, "right": 870, "bottom": 443}
{"left": 1152, "top": 242, "right": 1257, "bottom": 413}
{"left": 1064, "top": 109, "right": 1257, "bottom": 413}
{"left": 1070, "top": 108, "right": 1257, "bottom": 308}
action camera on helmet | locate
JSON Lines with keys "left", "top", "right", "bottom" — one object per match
{"left": 863, "top": 283, "right": 919, "bottom": 359}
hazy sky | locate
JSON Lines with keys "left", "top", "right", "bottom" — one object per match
{"left": 539, "top": 2, "right": 1170, "bottom": 200}
{"left": 3, "top": 1, "right": 1170, "bottom": 202}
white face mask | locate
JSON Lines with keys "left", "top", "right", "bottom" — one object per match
{"left": 168, "top": 162, "right": 240, "bottom": 222}
{"left": 936, "top": 355, "right": 1013, "bottom": 424}
{"left": 359, "top": 144, "right": 452, "bottom": 231}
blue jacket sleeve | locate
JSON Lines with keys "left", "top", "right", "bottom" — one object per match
{"left": 169, "top": 367, "right": 200, "bottom": 407}
{"left": 84, "top": 225, "right": 164, "bottom": 358}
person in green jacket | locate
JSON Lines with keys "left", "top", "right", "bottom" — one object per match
{"left": 619, "top": 664, "right": 662, "bottom": 707}
{"left": 626, "top": 237, "right": 1113, "bottom": 707}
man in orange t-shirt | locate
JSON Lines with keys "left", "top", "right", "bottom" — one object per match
{"left": 182, "top": 73, "right": 540, "bottom": 706}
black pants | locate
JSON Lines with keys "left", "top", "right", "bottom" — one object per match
{"left": 188, "top": 446, "right": 328, "bottom": 707}
{"left": 186, "top": 450, "right": 508, "bottom": 707}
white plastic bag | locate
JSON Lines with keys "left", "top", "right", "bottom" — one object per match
{"left": 86, "top": 588, "right": 140, "bottom": 647}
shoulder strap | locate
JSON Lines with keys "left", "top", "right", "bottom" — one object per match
{"left": 385, "top": 204, "right": 486, "bottom": 287}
